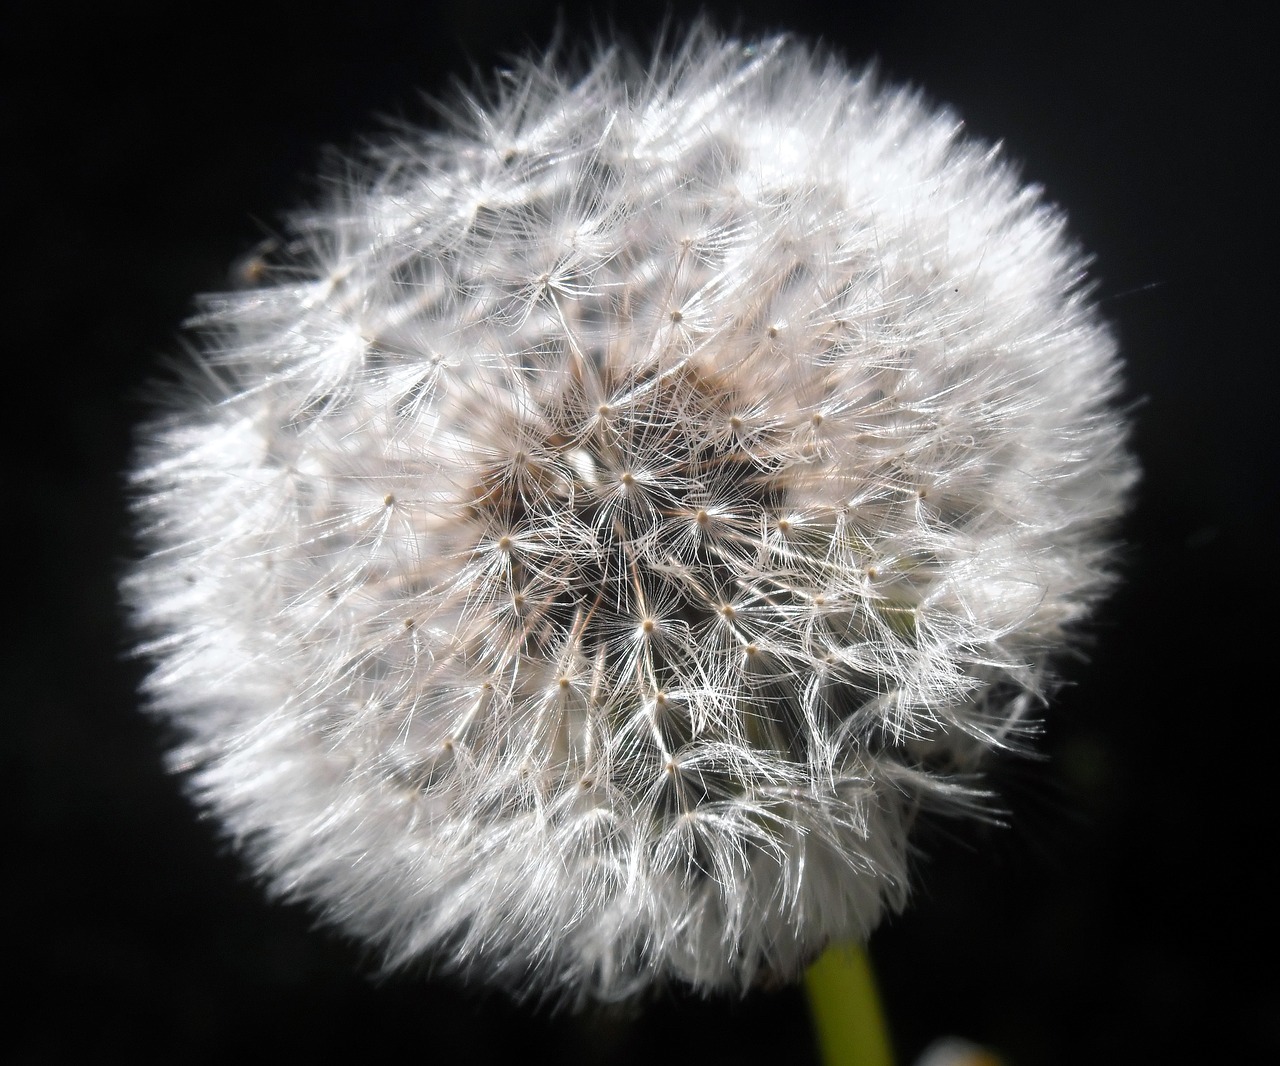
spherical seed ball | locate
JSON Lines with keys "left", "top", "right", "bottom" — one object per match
{"left": 125, "top": 28, "right": 1136, "bottom": 1003}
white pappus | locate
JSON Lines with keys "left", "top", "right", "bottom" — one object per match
{"left": 125, "top": 26, "right": 1136, "bottom": 1004}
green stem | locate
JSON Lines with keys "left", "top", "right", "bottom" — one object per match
{"left": 804, "top": 941, "right": 894, "bottom": 1066}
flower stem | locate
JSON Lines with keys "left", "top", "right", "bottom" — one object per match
{"left": 805, "top": 942, "right": 894, "bottom": 1066}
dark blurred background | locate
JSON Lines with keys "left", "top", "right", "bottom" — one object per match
{"left": 7, "top": 2, "right": 1272, "bottom": 1062}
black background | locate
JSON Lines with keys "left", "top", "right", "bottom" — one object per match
{"left": 8, "top": 2, "right": 1273, "bottom": 1062}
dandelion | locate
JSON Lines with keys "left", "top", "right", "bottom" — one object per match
{"left": 125, "top": 26, "right": 1135, "bottom": 1005}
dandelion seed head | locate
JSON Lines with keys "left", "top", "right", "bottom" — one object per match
{"left": 126, "top": 26, "right": 1135, "bottom": 1004}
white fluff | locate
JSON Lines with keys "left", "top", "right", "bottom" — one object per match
{"left": 125, "top": 27, "right": 1135, "bottom": 1004}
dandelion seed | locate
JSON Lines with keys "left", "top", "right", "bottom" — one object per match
{"left": 125, "top": 25, "right": 1135, "bottom": 1004}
